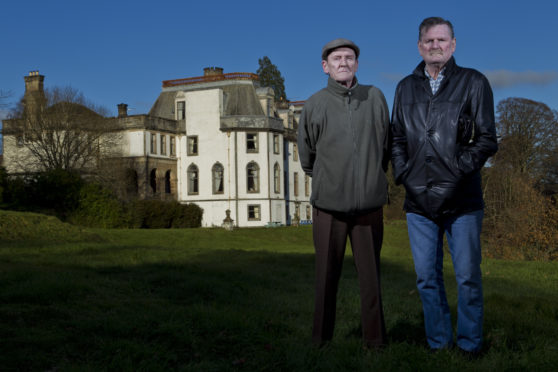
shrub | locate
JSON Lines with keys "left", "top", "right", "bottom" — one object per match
{"left": 68, "top": 183, "right": 130, "bottom": 228}
{"left": 1, "top": 174, "right": 30, "bottom": 211}
{"left": 0, "top": 167, "right": 7, "bottom": 205}
{"left": 31, "top": 169, "right": 84, "bottom": 219}
{"left": 0, "top": 168, "right": 84, "bottom": 219}
{"left": 484, "top": 170, "right": 558, "bottom": 260}
{"left": 127, "top": 200, "right": 203, "bottom": 229}
{"left": 384, "top": 165, "right": 406, "bottom": 221}
{"left": 171, "top": 202, "right": 203, "bottom": 228}
{"left": 128, "top": 199, "right": 172, "bottom": 228}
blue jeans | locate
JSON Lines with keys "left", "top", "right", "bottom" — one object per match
{"left": 406, "top": 210, "right": 484, "bottom": 352}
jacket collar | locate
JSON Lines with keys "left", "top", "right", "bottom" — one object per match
{"left": 413, "top": 56, "right": 458, "bottom": 79}
{"left": 327, "top": 76, "right": 359, "bottom": 96}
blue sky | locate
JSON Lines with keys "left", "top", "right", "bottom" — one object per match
{"left": 1, "top": 0, "right": 557, "bottom": 119}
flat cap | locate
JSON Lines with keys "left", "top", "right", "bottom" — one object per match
{"left": 321, "top": 38, "right": 360, "bottom": 60}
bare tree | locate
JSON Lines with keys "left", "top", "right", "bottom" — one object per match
{"left": 482, "top": 97, "right": 558, "bottom": 259}
{"left": 7, "top": 86, "right": 119, "bottom": 173}
{"left": 0, "top": 89, "right": 11, "bottom": 109}
{"left": 495, "top": 97, "right": 558, "bottom": 186}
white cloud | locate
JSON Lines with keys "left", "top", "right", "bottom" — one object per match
{"left": 484, "top": 70, "right": 558, "bottom": 89}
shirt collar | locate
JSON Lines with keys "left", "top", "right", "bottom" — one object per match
{"left": 424, "top": 66, "right": 446, "bottom": 80}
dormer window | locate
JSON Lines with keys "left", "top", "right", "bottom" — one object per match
{"left": 177, "top": 101, "right": 185, "bottom": 120}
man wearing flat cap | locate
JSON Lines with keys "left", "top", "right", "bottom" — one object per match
{"left": 298, "top": 38, "right": 390, "bottom": 348}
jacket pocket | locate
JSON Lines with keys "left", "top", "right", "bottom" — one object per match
{"left": 431, "top": 182, "right": 459, "bottom": 216}
{"left": 457, "top": 115, "right": 475, "bottom": 145}
{"left": 311, "top": 163, "right": 322, "bottom": 203}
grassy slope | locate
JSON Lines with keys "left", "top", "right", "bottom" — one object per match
{"left": 0, "top": 211, "right": 557, "bottom": 371}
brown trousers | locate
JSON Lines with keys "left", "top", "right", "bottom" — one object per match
{"left": 312, "top": 207, "right": 387, "bottom": 347}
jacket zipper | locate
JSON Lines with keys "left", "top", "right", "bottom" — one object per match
{"left": 347, "top": 91, "right": 360, "bottom": 211}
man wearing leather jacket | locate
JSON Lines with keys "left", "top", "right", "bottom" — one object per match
{"left": 391, "top": 17, "right": 498, "bottom": 355}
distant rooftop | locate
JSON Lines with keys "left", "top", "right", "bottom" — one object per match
{"left": 289, "top": 100, "right": 305, "bottom": 107}
{"left": 162, "top": 72, "right": 259, "bottom": 88}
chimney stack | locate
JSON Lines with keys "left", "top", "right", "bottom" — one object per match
{"left": 23, "top": 70, "right": 46, "bottom": 113}
{"left": 203, "top": 67, "right": 224, "bottom": 76}
{"left": 117, "top": 103, "right": 128, "bottom": 117}
{"left": 24, "top": 70, "right": 44, "bottom": 94}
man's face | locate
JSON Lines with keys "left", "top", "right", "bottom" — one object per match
{"left": 418, "top": 24, "right": 456, "bottom": 68}
{"left": 322, "top": 47, "right": 358, "bottom": 87}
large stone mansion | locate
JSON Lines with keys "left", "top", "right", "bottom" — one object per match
{"left": 1, "top": 68, "right": 312, "bottom": 228}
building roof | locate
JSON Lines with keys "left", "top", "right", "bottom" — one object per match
{"left": 222, "top": 84, "right": 264, "bottom": 116}
{"left": 148, "top": 91, "right": 176, "bottom": 120}
{"left": 148, "top": 79, "right": 265, "bottom": 119}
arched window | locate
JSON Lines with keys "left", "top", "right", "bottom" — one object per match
{"left": 274, "top": 162, "right": 281, "bottom": 194}
{"left": 187, "top": 164, "right": 199, "bottom": 195}
{"left": 246, "top": 162, "right": 259, "bottom": 193}
{"left": 212, "top": 163, "right": 224, "bottom": 194}
{"left": 165, "top": 170, "right": 172, "bottom": 194}
{"left": 150, "top": 168, "right": 157, "bottom": 194}
{"left": 125, "top": 168, "right": 138, "bottom": 197}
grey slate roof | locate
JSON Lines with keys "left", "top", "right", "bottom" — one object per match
{"left": 148, "top": 81, "right": 265, "bottom": 119}
{"left": 222, "top": 84, "right": 265, "bottom": 116}
{"left": 148, "top": 91, "right": 177, "bottom": 120}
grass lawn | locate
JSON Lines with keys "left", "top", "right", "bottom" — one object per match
{"left": 1, "top": 211, "right": 557, "bottom": 371}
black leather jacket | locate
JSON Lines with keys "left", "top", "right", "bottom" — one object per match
{"left": 391, "top": 57, "right": 498, "bottom": 220}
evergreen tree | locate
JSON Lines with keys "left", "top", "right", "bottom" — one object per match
{"left": 257, "top": 56, "right": 287, "bottom": 102}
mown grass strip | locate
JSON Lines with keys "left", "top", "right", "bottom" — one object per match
{"left": 1, "top": 212, "right": 557, "bottom": 371}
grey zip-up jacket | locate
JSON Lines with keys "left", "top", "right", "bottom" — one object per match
{"left": 297, "top": 77, "right": 390, "bottom": 214}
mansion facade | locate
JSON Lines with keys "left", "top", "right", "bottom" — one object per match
{"left": 1, "top": 68, "right": 312, "bottom": 228}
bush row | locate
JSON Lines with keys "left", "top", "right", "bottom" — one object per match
{"left": 0, "top": 168, "right": 203, "bottom": 229}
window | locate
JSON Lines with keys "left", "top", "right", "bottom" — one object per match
{"left": 188, "top": 136, "right": 198, "bottom": 156}
{"left": 293, "top": 144, "right": 298, "bottom": 161}
{"left": 165, "top": 170, "right": 172, "bottom": 194}
{"left": 170, "top": 136, "right": 176, "bottom": 156}
{"left": 177, "top": 101, "right": 185, "bottom": 120}
{"left": 125, "top": 169, "right": 138, "bottom": 196}
{"left": 150, "top": 132, "right": 157, "bottom": 154}
{"left": 294, "top": 172, "right": 299, "bottom": 196}
{"left": 274, "top": 163, "right": 281, "bottom": 194}
{"left": 305, "top": 175, "right": 310, "bottom": 196}
{"left": 212, "top": 163, "right": 224, "bottom": 194}
{"left": 246, "top": 133, "right": 258, "bottom": 153}
{"left": 295, "top": 203, "right": 300, "bottom": 219}
{"left": 273, "top": 134, "right": 280, "bottom": 154}
{"left": 187, "top": 164, "right": 199, "bottom": 195}
{"left": 160, "top": 135, "right": 167, "bottom": 155}
{"left": 248, "top": 205, "right": 261, "bottom": 221}
{"left": 16, "top": 136, "right": 24, "bottom": 147}
{"left": 306, "top": 205, "right": 311, "bottom": 219}
{"left": 150, "top": 168, "right": 157, "bottom": 193}
{"left": 246, "top": 162, "right": 260, "bottom": 193}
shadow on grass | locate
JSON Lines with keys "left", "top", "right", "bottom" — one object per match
{"left": 1, "top": 245, "right": 557, "bottom": 371}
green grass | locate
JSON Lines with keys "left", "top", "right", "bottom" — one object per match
{"left": 1, "top": 211, "right": 557, "bottom": 371}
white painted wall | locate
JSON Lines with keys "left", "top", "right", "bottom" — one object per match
{"left": 2, "top": 78, "right": 312, "bottom": 228}
{"left": 125, "top": 131, "right": 146, "bottom": 156}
